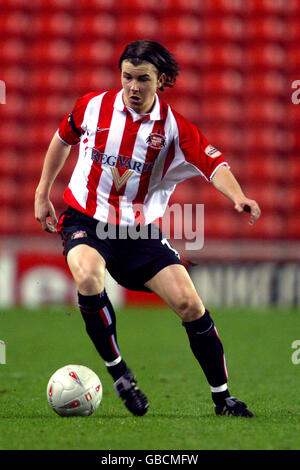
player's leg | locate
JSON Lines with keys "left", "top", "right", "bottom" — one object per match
{"left": 145, "top": 264, "right": 253, "bottom": 417}
{"left": 67, "top": 244, "right": 127, "bottom": 378}
{"left": 67, "top": 244, "right": 149, "bottom": 416}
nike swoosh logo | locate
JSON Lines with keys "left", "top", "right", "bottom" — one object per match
{"left": 96, "top": 127, "right": 110, "bottom": 132}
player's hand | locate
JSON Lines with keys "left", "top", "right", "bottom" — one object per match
{"left": 35, "top": 195, "right": 58, "bottom": 233}
{"left": 234, "top": 198, "right": 261, "bottom": 226}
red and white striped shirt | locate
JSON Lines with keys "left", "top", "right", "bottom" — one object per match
{"left": 57, "top": 89, "right": 229, "bottom": 225}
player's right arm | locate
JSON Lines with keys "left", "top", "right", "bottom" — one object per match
{"left": 35, "top": 133, "right": 71, "bottom": 232}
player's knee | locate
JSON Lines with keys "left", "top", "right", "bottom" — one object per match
{"left": 176, "top": 294, "right": 205, "bottom": 322}
{"left": 74, "top": 268, "right": 104, "bottom": 295}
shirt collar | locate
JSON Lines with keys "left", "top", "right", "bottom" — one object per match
{"left": 114, "top": 89, "right": 162, "bottom": 121}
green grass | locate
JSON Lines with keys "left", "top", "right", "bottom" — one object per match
{"left": 0, "top": 305, "right": 300, "bottom": 450}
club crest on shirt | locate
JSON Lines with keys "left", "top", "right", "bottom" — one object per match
{"left": 146, "top": 132, "right": 166, "bottom": 150}
{"left": 71, "top": 230, "right": 87, "bottom": 240}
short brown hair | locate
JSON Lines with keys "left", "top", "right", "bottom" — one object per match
{"left": 119, "top": 40, "right": 180, "bottom": 91}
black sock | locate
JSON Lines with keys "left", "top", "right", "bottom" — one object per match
{"left": 78, "top": 290, "right": 127, "bottom": 381}
{"left": 183, "top": 310, "right": 230, "bottom": 404}
{"left": 211, "top": 389, "right": 231, "bottom": 405}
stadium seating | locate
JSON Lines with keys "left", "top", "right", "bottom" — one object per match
{"left": 0, "top": 1, "right": 298, "bottom": 242}
{"left": 75, "top": 14, "right": 118, "bottom": 38}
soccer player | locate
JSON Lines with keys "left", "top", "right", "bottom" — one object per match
{"left": 35, "top": 40, "right": 261, "bottom": 418}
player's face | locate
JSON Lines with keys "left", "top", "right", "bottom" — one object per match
{"left": 121, "top": 60, "right": 165, "bottom": 114}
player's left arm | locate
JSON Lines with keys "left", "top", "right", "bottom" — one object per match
{"left": 212, "top": 164, "right": 261, "bottom": 226}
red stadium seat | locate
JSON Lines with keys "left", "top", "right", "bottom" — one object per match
{"left": 74, "top": 40, "right": 117, "bottom": 66}
{"left": 196, "top": 184, "right": 230, "bottom": 209}
{"left": 121, "top": 0, "right": 172, "bottom": 12}
{"left": 246, "top": 44, "right": 287, "bottom": 69}
{"left": 198, "top": 98, "right": 243, "bottom": 123}
{"left": 1, "top": 0, "right": 28, "bottom": 7}
{"left": 75, "top": 14, "right": 117, "bottom": 38}
{"left": 286, "top": 214, "right": 300, "bottom": 238}
{"left": 203, "top": 16, "right": 246, "bottom": 41}
{"left": 200, "top": 70, "right": 244, "bottom": 95}
{"left": 169, "top": 187, "right": 194, "bottom": 206}
{"left": 203, "top": 211, "right": 244, "bottom": 238}
{"left": 19, "top": 210, "right": 47, "bottom": 234}
{"left": 244, "top": 125, "right": 294, "bottom": 152}
{"left": 247, "top": 16, "right": 287, "bottom": 41}
{"left": 0, "top": 38, "right": 28, "bottom": 64}
{"left": 242, "top": 156, "right": 287, "bottom": 183}
{"left": 77, "top": 0, "right": 119, "bottom": 10}
{"left": 169, "top": 42, "right": 202, "bottom": 67}
{"left": 246, "top": 213, "right": 287, "bottom": 239}
{"left": 73, "top": 68, "right": 118, "bottom": 95}
{"left": 0, "top": 65, "right": 29, "bottom": 92}
{"left": 0, "top": 92, "right": 27, "bottom": 120}
{"left": 34, "top": 0, "right": 76, "bottom": 9}
{"left": 117, "top": 15, "right": 160, "bottom": 39}
{"left": 20, "top": 152, "right": 44, "bottom": 177}
{"left": 168, "top": 95, "right": 203, "bottom": 123}
{"left": 288, "top": 100, "right": 300, "bottom": 124}
{"left": 28, "top": 94, "right": 74, "bottom": 120}
{"left": 0, "top": 121, "right": 29, "bottom": 148}
{"left": 288, "top": 47, "right": 300, "bottom": 72}
{"left": 21, "top": 178, "right": 67, "bottom": 209}
{"left": 0, "top": 178, "right": 18, "bottom": 205}
{"left": 227, "top": 156, "right": 249, "bottom": 182}
{"left": 175, "top": 69, "right": 201, "bottom": 95}
{"left": 287, "top": 186, "right": 300, "bottom": 210}
{"left": 161, "top": 16, "right": 203, "bottom": 40}
{"left": 245, "top": 71, "right": 287, "bottom": 96}
{"left": 31, "top": 13, "right": 76, "bottom": 38}
{"left": 287, "top": 187, "right": 300, "bottom": 211}
{"left": 0, "top": 207, "right": 20, "bottom": 234}
{"left": 196, "top": 44, "right": 244, "bottom": 69}
{"left": 288, "top": 157, "right": 300, "bottom": 183}
{"left": 20, "top": 179, "right": 37, "bottom": 207}
{"left": 29, "top": 67, "right": 74, "bottom": 93}
{"left": 244, "top": 99, "right": 286, "bottom": 124}
{"left": 204, "top": 0, "right": 245, "bottom": 12}
{"left": 170, "top": 179, "right": 203, "bottom": 206}
{"left": 0, "top": 150, "right": 23, "bottom": 177}
{"left": 241, "top": 182, "right": 287, "bottom": 211}
{"left": 26, "top": 121, "right": 59, "bottom": 148}
{"left": 0, "top": 11, "right": 31, "bottom": 36}
{"left": 198, "top": 125, "right": 245, "bottom": 153}
{"left": 247, "top": 0, "right": 294, "bottom": 13}
{"left": 290, "top": 19, "right": 300, "bottom": 41}
{"left": 30, "top": 39, "right": 73, "bottom": 65}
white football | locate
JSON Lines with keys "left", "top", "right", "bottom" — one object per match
{"left": 46, "top": 364, "right": 103, "bottom": 417}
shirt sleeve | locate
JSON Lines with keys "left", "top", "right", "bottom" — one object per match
{"left": 57, "top": 92, "right": 98, "bottom": 145}
{"left": 172, "top": 108, "right": 229, "bottom": 181}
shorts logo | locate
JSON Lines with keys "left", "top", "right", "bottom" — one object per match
{"left": 146, "top": 132, "right": 166, "bottom": 150}
{"left": 205, "top": 145, "right": 221, "bottom": 158}
{"left": 71, "top": 230, "right": 87, "bottom": 240}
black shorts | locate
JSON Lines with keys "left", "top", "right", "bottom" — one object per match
{"left": 57, "top": 206, "right": 183, "bottom": 293}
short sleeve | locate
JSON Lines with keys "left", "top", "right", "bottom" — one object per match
{"left": 172, "top": 108, "right": 229, "bottom": 181}
{"left": 57, "top": 92, "right": 98, "bottom": 145}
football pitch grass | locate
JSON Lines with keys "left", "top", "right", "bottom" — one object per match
{"left": 0, "top": 305, "right": 299, "bottom": 451}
